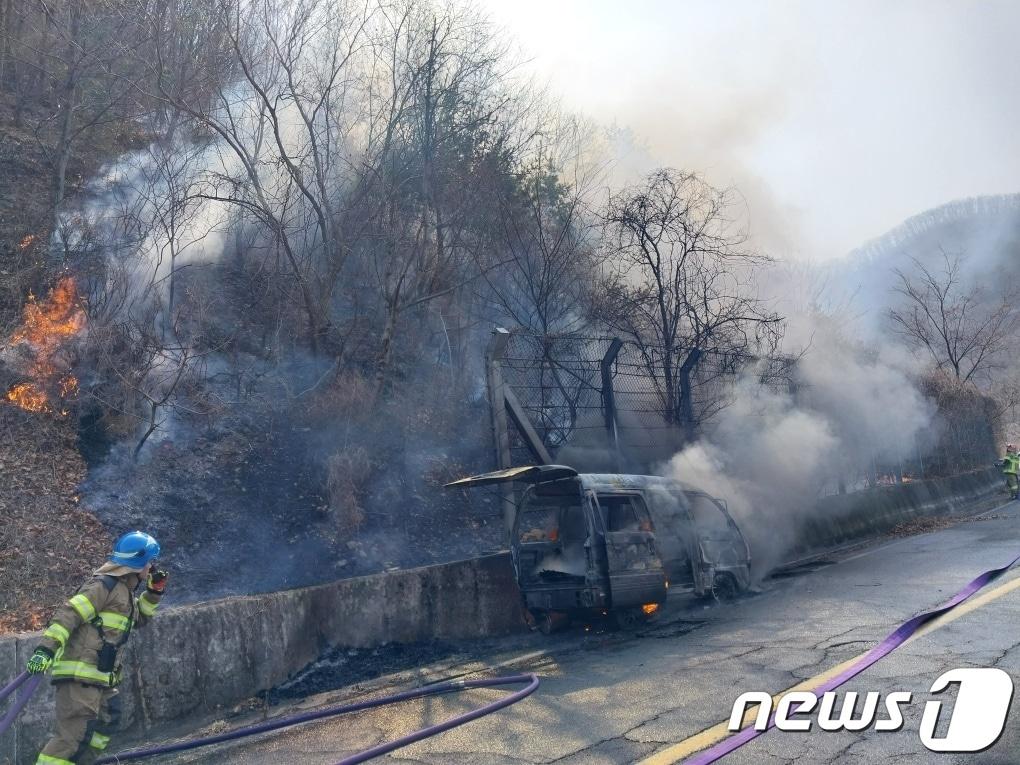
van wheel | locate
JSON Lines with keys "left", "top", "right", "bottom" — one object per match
{"left": 710, "top": 572, "right": 740, "bottom": 602}
{"left": 611, "top": 608, "right": 651, "bottom": 631}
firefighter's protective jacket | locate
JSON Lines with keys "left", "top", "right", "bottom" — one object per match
{"left": 38, "top": 568, "right": 162, "bottom": 687}
{"left": 1002, "top": 452, "right": 1020, "bottom": 476}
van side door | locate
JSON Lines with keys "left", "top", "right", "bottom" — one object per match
{"left": 594, "top": 492, "right": 667, "bottom": 608}
{"left": 643, "top": 486, "right": 698, "bottom": 591}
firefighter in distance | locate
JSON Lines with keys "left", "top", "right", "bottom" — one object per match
{"left": 26, "top": 531, "right": 167, "bottom": 765}
{"left": 998, "top": 443, "right": 1020, "bottom": 500}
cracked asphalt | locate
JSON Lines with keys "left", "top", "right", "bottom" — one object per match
{"left": 151, "top": 502, "right": 1020, "bottom": 765}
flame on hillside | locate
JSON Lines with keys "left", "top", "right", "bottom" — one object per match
{"left": 5, "top": 276, "right": 86, "bottom": 414}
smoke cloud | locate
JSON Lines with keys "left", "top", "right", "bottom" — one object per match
{"left": 662, "top": 322, "right": 935, "bottom": 576}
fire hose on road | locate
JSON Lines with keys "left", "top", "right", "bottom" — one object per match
{"left": 90, "top": 673, "right": 540, "bottom": 765}
{"left": 1, "top": 669, "right": 538, "bottom": 764}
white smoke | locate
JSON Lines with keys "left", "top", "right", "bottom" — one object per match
{"left": 662, "top": 322, "right": 935, "bottom": 576}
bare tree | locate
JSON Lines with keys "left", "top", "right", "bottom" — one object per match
{"left": 145, "top": 0, "right": 374, "bottom": 355}
{"left": 357, "top": 0, "right": 516, "bottom": 389}
{"left": 480, "top": 117, "right": 601, "bottom": 336}
{"left": 597, "top": 168, "right": 783, "bottom": 436}
{"left": 9, "top": 1, "right": 146, "bottom": 225}
{"left": 889, "top": 250, "right": 1019, "bottom": 386}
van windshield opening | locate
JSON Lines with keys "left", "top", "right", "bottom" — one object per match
{"left": 687, "top": 493, "right": 732, "bottom": 537}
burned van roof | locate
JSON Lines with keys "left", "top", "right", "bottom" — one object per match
{"left": 577, "top": 473, "right": 701, "bottom": 494}
{"left": 443, "top": 465, "right": 704, "bottom": 495}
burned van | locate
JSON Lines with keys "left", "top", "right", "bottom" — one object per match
{"left": 445, "top": 465, "right": 751, "bottom": 630}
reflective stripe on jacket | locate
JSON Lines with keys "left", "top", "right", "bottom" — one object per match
{"left": 39, "top": 573, "right": 162, "bottom": 687}
{"left": 1003, "top": 453, "right": 1020, "bottom": 475}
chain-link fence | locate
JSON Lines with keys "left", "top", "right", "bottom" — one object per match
{"left": 496, "top": 332, "right": 610, "bottom": 469}
{"left": 492, "top": 329, "right": 794, "bottom": 473}
{"left": 488, "top": 328, "right": 998, "bottom": 487}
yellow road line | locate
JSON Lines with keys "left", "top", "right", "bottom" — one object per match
{"left": 637, "top": 571, "right": 1020, "bottom": 765}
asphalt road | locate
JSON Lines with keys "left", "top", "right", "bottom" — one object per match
{"left": 151, "top": 501, "right": 1020, "bottom": 765}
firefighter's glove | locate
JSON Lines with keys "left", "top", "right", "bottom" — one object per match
{"left": 146, "top": 569, "right": 169, "bottom": 595}
{"left": 27, "top": 647, "right": 54, "bottom": 674}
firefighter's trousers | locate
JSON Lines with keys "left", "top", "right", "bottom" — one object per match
{"left": 1006, "top": 473, "right": 1018, "bottom": 499}
{"left": 36, "top": 682, "right": 119, "bottom": 765}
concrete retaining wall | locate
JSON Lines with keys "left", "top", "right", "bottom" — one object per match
{"left": 0, "top": 467, "right": 1005, "bottom": 764}
{"left": 793, "top": 467, "right": 1003, "bottom": 554}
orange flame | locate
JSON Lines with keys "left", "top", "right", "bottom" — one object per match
{"left": 6, "top": 382, "right": 49, "bottom": 412}
{"left": 5, "top": 276, "right": 85, "bottom": 414}
{"left": 641, "top": 603, "right": 659, "bottom": 615}
{"left": 59, "top": 375, "right": 79, "bottom": 397}
{"left": 12, "top": 277, "right": 86, "bottom": 349}
{"left": 18, "top": 234, "right": 36, "bottom": 250}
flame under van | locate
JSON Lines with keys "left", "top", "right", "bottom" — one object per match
{"left": 446, "top": 465, "right": 752, "bottom": 630}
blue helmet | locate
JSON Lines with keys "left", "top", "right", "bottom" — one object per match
{"left": 109, "top": 531, "right": 161, "bottom": 569}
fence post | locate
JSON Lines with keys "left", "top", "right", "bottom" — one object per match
{"left": 601, "top": 338, "right": 624, "bottom": 472}
{"left": 486, "top": 328, "right": 516, "bottom": 534}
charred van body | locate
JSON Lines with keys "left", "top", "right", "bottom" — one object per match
{"left": 446, "top": 465, "right": 751, "bottom": 630}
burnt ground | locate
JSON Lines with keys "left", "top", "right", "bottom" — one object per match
{"left": 0, "top": 406, "right": 110, "bottom": 632}
{"left": 263, "top": 608, "right": 710, "bottom": 708}
{"left": 0, "top": 386, "right": 503, "bottom": 633}
{"left": 264, "top": 639, "right": 465, "bottom": 704}
{"left": 78, "top": 406, "right": 506, "bottom": 604}
{"left": 0, "top": 97, "right": 154, "bottom": 632}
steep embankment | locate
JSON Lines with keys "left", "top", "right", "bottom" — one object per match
{"left": 0, "top": 102, "right": 142, "bottom": 633}
{"left": 0, "top": 407, "right": 109, "bottom": 632}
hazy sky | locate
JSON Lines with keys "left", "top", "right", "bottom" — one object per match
{"left": 476, "top": 0, "right": 1020, "bottom": 260}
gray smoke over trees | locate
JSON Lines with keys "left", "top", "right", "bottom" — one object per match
{"left": 662, "top": 320, "right": 937, "bottom": 576}
{"left": 29, "top": 0, "right": 621, "bottom": 592}
{"left": 826, "top": 197, "right": 1020, "bottom": 443}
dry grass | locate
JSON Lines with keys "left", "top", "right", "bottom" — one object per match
{"left": 0, "top": 406, "right": 109, "bottom": 633}
{"left": 326, "top": 446, "right": 371, "bottom": 537}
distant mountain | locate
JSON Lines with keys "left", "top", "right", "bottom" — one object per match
{"left": 820, "top": 194, "right": 1020, "bottom": 332}
{"left": 847, "top": 194, "right": 1020, "bottom": 269}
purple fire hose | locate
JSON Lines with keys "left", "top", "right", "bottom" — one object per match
{"left": 332, "top": 674, "right": 540, "bottom": 765}
{"left": 0, "top": 671, "right": 43, "bottom": 737}
{"left": 684, "top": 551, "right": 1020, "bottom": 764}
{"left": 0, "top": 671, "right": 29, "bottom": 706}
{"left": 95, "top": 673, "right": 539, "bottom": 764}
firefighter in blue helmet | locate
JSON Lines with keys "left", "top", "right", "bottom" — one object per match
{"left": 27, "top": 532, "right": 168, "bottom": 764}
